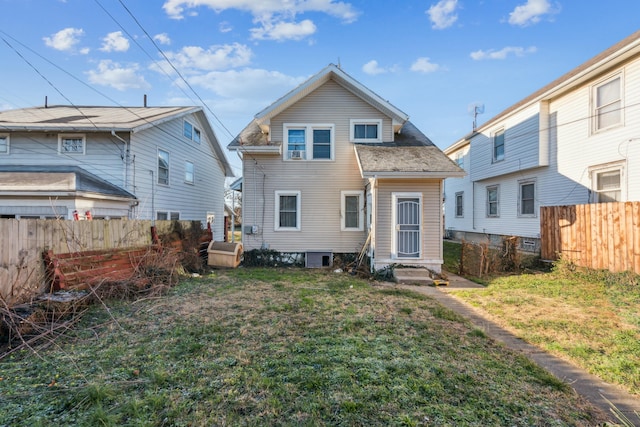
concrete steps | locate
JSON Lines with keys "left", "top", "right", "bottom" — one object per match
{"left": 393, "top": 268, "right": 435, "bottom": 286}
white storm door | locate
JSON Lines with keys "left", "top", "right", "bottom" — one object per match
{"left": 393, "top": 193, "right": 421, "bottom": 258}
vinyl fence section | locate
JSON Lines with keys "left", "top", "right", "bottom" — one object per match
{"left": 540, "top": 202, "right": 640, "bottom": 274}
{"left": 0, "top": 219, "right": 193, "bottom": 304}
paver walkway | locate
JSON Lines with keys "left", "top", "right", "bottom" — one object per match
{"left": 387, "top": 273, "right": 640, "bottom": 424}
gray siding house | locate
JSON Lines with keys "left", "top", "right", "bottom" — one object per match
{"left": 443, "top": 30, "right": 640, "bottom": 252}
{"left": 229, "top": 64, "right": 463, "bottom": 272}
{"left": 0, "top": 105, "right": 233, "bottom": 240}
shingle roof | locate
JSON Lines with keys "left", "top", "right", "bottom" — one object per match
{"left": 0, "top": 165, "right": 136, "bottom": 199}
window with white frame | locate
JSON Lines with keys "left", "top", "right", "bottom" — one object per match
{"left": 275, "top": 190, "right": 301, "bottom": 230}
{"left": 493, "top": 129, "right": 504, "bottom": 162}
{"left": 184, "top": 120, "right": 201, "bottom": 143}
{"left": 591, "top": 164, "right": 623, "bottom": 203}
{"left": 456, "top": 153, "right": 464, "bottom": 169}
{"left": 58, "top": 134, "right": 85, "bottom": 155}
{"left": 0, "top": 134, "right": 8, "bottom": 154}
{"left": 350, "top": 119, "right": 382, "bottom": 143}
{"left": 593, "top": 74, "right": 622, "bottom": 132}
{"left": 284, "top": 124, "right": 334, "bottom": 160}
{"left": 158, "top": 149, "right": 170, "bottom": 185}
{"left": 157, "top": 211, "right": 180, "bottom": 220}
{"left": 486, "top": 185, "right": 499, "bottom": 217}
{"left": 341, "top": 190, "right": 364, "bottom": 231}
{"left": 519, "top": 180, "right": 536, "bottom": 216}
{"left": 185, "top": 161, "right": 194, "bottom": 184}
{"left": 455, "top": 192, "right": 463, "bottom": 217}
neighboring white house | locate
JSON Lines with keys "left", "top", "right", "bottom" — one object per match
{"left": 0, "top": 105, "right": 233, "bottom": 240}
{"left": 444, "top": 30, "right": 640, "bottom": 252}
{"left": 228, "top": 64, "right": 463, "bottom": 272}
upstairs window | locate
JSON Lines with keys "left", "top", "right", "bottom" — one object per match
{"left": 158, "top": 149, "right": 170, "bottom": 185}
{"left": 184, "top": 120, "right": 201, "bottom": 143}
{"left": 493, "top": 129, "right": 504, "bottom": 162}
{"left": 59, "top": 134, "right": 86, "bottom": 155}
{"left": 284, "top": 124, "right": 334, "bottom": 160}
{"left": 456, "top": 153, "right": 464, "bottom": 169}
{"left": 0, "top": 135, "right": 8, "bottom": 154}
{"left": 594, "top": 75, "right": 622, "bottom": 132}
{"left": 185, "top": 161, "right": 194, "bottom": 184}
{"left": 350, "top": 119, "right": 382, "bottom": 143}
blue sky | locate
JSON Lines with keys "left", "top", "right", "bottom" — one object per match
{"left": 1, "top": 0, "right": 638, "bottom": 176}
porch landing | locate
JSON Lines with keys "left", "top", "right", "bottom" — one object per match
{"left": 393, "top": 268, "right": 436, "bottom": 286}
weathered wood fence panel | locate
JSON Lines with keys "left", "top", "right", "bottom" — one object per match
{"left": 540, "top": 202, "right": 640, "bottom": 274}
{"left": 0, "top": 219, "right": 198, "bottom": 304}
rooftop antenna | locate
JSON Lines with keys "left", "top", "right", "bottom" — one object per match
{"left": 468, "top": 102, "right": 485, "bottom": 131}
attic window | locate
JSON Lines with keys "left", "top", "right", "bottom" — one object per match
{"left": 58, "top": 134, "right": 86, "bottom": 155}
{"left": 184, "top": 120, "right": 201, "bottom": 143}
{"left": 350, "top": 119, "right": 382, "bottom": 143}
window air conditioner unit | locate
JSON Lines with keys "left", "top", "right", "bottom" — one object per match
{"left": 290, "top": 150, "right": 304, "bottom": 160}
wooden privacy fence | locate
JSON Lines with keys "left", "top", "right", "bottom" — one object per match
{"left": 540, "top": 202, "right": 640, "bottom": 274}
{"left": 0, "top": 219, "right": 197, "bottom": 304}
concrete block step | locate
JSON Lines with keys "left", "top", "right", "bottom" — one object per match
{"left": 393, "top": 268, "right": 434, "bottom": 286}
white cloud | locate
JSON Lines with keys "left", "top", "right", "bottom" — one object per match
{"left": 43, "top": 27, "right": 88, "bottom": 53}
{"left": 410, "top": 57, "right": 441, "bottom": 73}
{"left": 361, "top": 60, "right": 399, "bottom": 76}
{"left": 508, "top": 0, "right": 558, "bottom": 26}
{"left": 470, "top": 46, "right": 537, "bottom": 60}
{"left": 219, "top": 21, "right": 233, "bottom": 33}
{"left": 162, "top": 0, "right": 359, "bottom": 41}
{"left": 153, "top": 33, "right": 171, "bottom": 45}
{"left": 157, "top": 43, "right": 252, "bottom": 73}
{"left": 86, "top": 60, "right": 150, "bottom": 91}
{"left": 427, "top": 0, "right": 458, "bottom": 30}
{"left": 251, "top": 19, "right": 316, "bottom": 41}
{"left": 100, "top": 31, "right": 130, "bottom": 52}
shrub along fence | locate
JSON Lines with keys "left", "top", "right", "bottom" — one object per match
{"left": 540, "top": 202, "right": 640, "bottom": 274}
{"left": 0, "top": 219, "right": 199, "bottom": 305}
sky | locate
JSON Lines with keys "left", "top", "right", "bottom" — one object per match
{"left": 1, "top": 0, "right": 639, "bottom": 177}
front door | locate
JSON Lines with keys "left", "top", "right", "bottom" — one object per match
{"left": 393, "top": 194, "right": 421, "bottom": 258}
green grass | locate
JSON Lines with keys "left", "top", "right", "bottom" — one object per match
{"left": 0, "top": 268, "right": 608, "bottom": 426}
{"left": 449, "top": 260, "right": 640, "bottom": 397}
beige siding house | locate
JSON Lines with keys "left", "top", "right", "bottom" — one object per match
{"left": 229, "top": 64, "right": 463, "bottom": 272}
{"left": 0, "top": 105, "right": 233, "bottom": 240}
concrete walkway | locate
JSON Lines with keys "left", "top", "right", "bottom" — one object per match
{"left": 388, "top": 273, "right": 640, "bottom": 424}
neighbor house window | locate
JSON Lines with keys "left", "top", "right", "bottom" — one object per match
{"left": 284, "top": 124, "right": 334, "bottom": 160}
{"left": 158, "top": 149, "right": 170, "bottom": 185}
{"left": 341, "top": 190, "right": 364, "bottom": 231}
{"left": 455, "top": 192, "right": 463, "bottom": 217}
{"left": 275, "top": 191, "right": 301, "bottom": 230}
{"left": 184, "top": 120, "right": 201, "bottom": 143}
{"left": 593, "top": 74, "right": 622, "bottom": 132}
{"left": 493, "top": 129, "right": 504, "bottom": 162}
{"left": 58, "top": 134, "right": 85, "bottom": 155}
{"left": 487, "top": 185, "right": 499, "bottom": 217}
{"left": 456, "top": 153, "right": 464, "bottom": 168}
{"left": 157, "top": 211, "right": 180, "bottom": 220}
{"left": 185, "top": 161, "right": 194, "bottom": 184}
{"left": 519, "top": 181, "right": 536, "bottom": 216}
{"left": 350, "top": 119, "right": 382, "bottom": 143}
{"left": 591, "top": 165, "right": 623, "bottom": 203}
{"left": 0, "top": 135, "right": 8, "bottom": 154}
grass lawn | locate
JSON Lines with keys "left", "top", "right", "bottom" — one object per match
{"left": 443, "top": 241, "right": 640, "bottom": 398}
{"left": 0, "top": 268, "right": 608, "bottom": 426}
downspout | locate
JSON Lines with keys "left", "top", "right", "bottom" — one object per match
{"left": 149, "top": 170, "right": 158, "bottom": 244}
{"left": 111, "top": 130, "right": 130, "bottom": 190}
{"left": 370, "top": 175, "right": 378, "bottom": 273}
{"left": 472, "top": 181, "right": 476, "bottom": 230}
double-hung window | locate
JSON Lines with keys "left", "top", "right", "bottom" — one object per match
{"left": 284, "top": 124, "right": 334, "bottom": 160}
{"left": 350, "top": 119, "right": 382, "bottom": 143}
{"left": 59, "top": 134, "right": 85, "bottom": 155}
{"left": 184, "top": 120, "right": 201, "bottom": 143}
{"left": 486, "top": 185, "right": 499, "bottom": 217}
{"left": 185, "top": 161, "right": 194, "bottom": 184}
{"left": 591, "top": 164, "right": 623, "bottom": 203}
{"left": 341, "top": 190, "right": 364, "bottom": 231}
{"left": 158, "top": 149, "right": 170, "bottom": 185}
{"left": 518, "top": 180, "right": 536, "bottom": 216}
{"left": 0, "top": 134, "right": 8, "bottom": 154}
{"left": 493, "top": 129, "right": 504, "bottom": 162}
{"left": 593, "top": 74, "right": 622, "bottom": 132}
{"left": 455, "top": 192, "right": 463, "bottom": 217}
{"left": 275, "top": 191, "right": 301, "bottom": 231}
